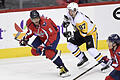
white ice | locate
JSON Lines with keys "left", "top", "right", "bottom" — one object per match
{"left": 0, "top": 50, "right": 113, "bottom": 80}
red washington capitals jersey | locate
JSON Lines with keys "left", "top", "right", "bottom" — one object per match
{"left": 109, "top": 46, "right": 120, "bottom": 71}
{"left": 25, "top": 16, "right": 59, "bottom": 46}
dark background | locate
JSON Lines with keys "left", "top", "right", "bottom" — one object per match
{"left": 0, "top": 0, "right": 119, "bottom": 10}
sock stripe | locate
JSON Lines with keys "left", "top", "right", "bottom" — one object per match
{"left": 72, "top": 47, "right": 79, "bottom": 54}
{"left": 96, "top": 55, "right": 103, "bottom": 61}
{"left": 95, "top": 53, "right": 101, "bottom": 59}
{"left": 76, "top": 52, "right": 82, "bottom": 57}
{"left": 74, "top": 49, "right": 81, "bottom": 56}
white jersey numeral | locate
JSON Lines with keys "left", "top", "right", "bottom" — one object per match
{"left": 49, "top": 28, "right": 53, "bottom": 33}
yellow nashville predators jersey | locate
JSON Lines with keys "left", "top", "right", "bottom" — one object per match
{"left": 66, "top": 12, "right": 97, "bottom": 37}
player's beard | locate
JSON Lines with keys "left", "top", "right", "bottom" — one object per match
{"left": 34, "top": 21, "right": 39, "bottom": 26}
{"left": 32, "top": 18, "right": 40, "bottom": 27}
{"left": 34, "top": 21, "right": 40, "bottom": 29}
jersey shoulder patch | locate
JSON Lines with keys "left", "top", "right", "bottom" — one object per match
{"left": 42, "top": 22, "right": 47, "bottom": 26}
{"left": 26, "top": 18, "right": 32, "bottom": 26}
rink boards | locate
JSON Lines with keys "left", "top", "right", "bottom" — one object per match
{"left": 0, "top": 2, "right": 120, "bottom": 59}
{"left": 0, "top": 40, "right": 108, "bottom": 59}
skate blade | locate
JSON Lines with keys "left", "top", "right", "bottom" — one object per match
{"left": 60, "top": 72, "right": 71, "bottom": 78}
{"left": 78, "top": 61, "right": 89, "bottom": 69}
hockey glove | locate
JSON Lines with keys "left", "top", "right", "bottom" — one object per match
{"left": 64, "top": 15, "right": 69, "bottom": 21}
{"left": 63, "top": 31, "right": 72, "bottom": 38}
{"left": 19, "top": 37, "right": 29, "bottom": 46}
{"left": 62, "top": 21, "right": 70, "bottom": 28}
{"left": 62, "top": 15, "right": 70, "bottom": 28}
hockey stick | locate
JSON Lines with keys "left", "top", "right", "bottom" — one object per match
{"left": 73, "top": 62, "right": 101, "bottom": 80}
{"left": 14, "top": 31, "right": 46, "bottom": 49}
{"left": 61, "top": 24, "right": 68, "bottom": 41}
{"left": 15, "top": 38, "right": 33, "bottom": 47}
{"left": 15, "top": 32, "right": 21, "bottom": 39}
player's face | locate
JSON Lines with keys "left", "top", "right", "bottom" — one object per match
{"left": 107, "top": 41, "right": 113, "bottom": 49}
{"left": 68, "top": 9, "right": 76, "bottom": 17}
{"left": 107, "top": 41, "right": 116, "bottom": 49}
{"left": 31, "top": 17, "right": 40, "bottom": 26}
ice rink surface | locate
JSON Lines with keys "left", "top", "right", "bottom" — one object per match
{"left": 0, "top": 50, "right": 113, "bottom": 80}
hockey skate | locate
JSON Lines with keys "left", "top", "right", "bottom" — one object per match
{"left": 98, "top": 56, "right": 112, "bottom": 73}
{"left": 77, "top": 55, "right": 89, "bottom": 68}
{"left": 59, "top": 66, "right": 71, "bottom": 78}
{"left": 100, "top": 57, "right": 112, "bottom": 73}
{"left": 101, "top": 64, "right": 110, "bottom": 73}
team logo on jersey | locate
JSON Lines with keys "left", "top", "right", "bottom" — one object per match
{"left": 113, "top": 7, "right": 120, "bottom": 20}
{"left": 42, "top": 22, "right": 47, "bottom": 26}
{"left": 13, "top": 20, "right": 27, "bottom": 39}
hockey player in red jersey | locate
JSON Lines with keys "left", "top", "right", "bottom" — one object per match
{"left": 19, "top": 10, "right": 70, "bottom": 77}
{"left": 104, "top": 34, "right": 120, "bottom": 80}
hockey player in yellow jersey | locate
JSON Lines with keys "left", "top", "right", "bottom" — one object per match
{"left": 62, "top": 2, "right": 110, "bottom": 70}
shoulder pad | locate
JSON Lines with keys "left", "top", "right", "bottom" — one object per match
{"left": 26, "top": 18, "right": 32, "bottom": 26}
